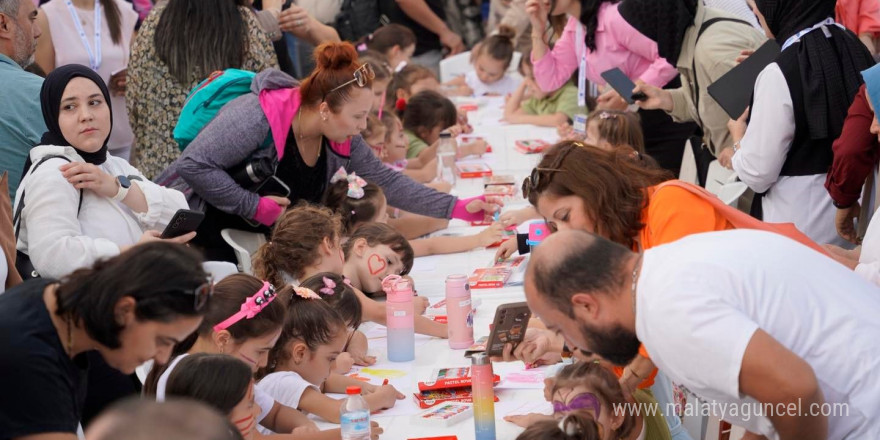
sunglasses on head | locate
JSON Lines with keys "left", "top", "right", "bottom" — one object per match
{"left": 521, "top": 142, "right": 583, "bottom": 199}
{"left": 188, "top": 277, "right": 214, "bottom": 312}
{"left": 328, "top": 63, "right": 375, "bottom": 95}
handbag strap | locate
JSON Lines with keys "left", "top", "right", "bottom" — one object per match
{"left": 13, "top": 155, "right": 84, "bottom": 239}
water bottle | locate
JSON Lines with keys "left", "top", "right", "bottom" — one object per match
{"left": 340, "top": 386, "right": 371, "bottom": 440}
{"left": 445, "top": 274, "right": 474, "bottom": 349}
{"left": 382, "top": 275, "right": 415, "bottom": 362}
{"left": 471, "top": 353, "right": 496, "bottom": 440}
{"left": 436, "top": 132, "right": 457, "bottom": 184}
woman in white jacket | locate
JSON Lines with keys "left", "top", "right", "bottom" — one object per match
{"left": 14, "top": 64, "right": 192, "bottom": 280}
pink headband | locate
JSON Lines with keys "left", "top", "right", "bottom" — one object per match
{"left": 213, "top": 282, "right": 277, "bottom": 332}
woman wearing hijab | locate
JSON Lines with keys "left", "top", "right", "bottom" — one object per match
{"left": 626, "top": 0, "right": 765, "bottom": 158}
{"left": 727, "top": 0, "right": 874, "bottom": 247}
{"left": 14, "top": 64, "right": 192, "bottom": 281}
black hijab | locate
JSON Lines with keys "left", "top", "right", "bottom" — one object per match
{"left": 618, "top": 0, "right": 698, "bottom": 65}
{"left": 39, "top": 64, "right": 113, "bottom": 165}
{"left": 757, "top": 0, "right": 874, "bottom": 139}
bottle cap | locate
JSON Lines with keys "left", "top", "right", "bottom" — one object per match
{"left": 439, "top": 132, "right": 452, "bottom": 138}
{"left": 471, "top": 352, "right": 491, "bottom": 366}
{"left": 346, "top": 386, "right": 362, "bottom": 395}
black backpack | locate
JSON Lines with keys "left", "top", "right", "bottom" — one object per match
{"left": 335, "top": 0, "right": 383, "bottom": 42}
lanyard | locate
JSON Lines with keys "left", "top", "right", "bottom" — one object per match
{"left": 65, "top": 0, "right": 102, "bottom": 71}
{"left": 575, "top": 22, "right": 587, "bottom": 108}
{"left": 781, "top": 18, "right": 844, "bottom": 51}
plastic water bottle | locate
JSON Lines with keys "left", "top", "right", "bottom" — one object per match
{"left": 436, "top": 132, "right": 457, "bottom": 184}
{"left": 340, "top": 386, "right": 371, "bottom": 440}
{"left": 445, "top": 274, "right": 474, "bottom": 349}
{"left": 471, "top": 353, "right": 497, "bottom": 440}
{"left": 382, "top": 275, "right": 415, "bottom": 362}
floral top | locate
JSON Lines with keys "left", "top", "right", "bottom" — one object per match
{"left": 126, "top": 4, "right": 277, "bottom": 180}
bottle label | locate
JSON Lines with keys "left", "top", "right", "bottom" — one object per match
{"left": 393, "top": 310, "right": 407, "bottom": 317}
{"left": 459, "top": 299, "right": 471, "bottom": 307}
{"left": 340, "top": 409, "right": 370, "bottom": 437}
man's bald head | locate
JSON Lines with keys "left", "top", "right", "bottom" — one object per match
{"left": 527, "top": 230, "right": 635, "bottom": 317}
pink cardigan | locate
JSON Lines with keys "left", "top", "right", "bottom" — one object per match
{"left": 532, "top": 2, "right": 677, "bottom": 92}
{"left": 836, "top": 0, "right": 880, "bottom": 37}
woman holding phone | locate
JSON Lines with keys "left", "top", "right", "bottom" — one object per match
{"left": 35, "top": 0, "right": 138, "bottom": 162}
{"left": 14, "top": 65, "right": 192, "bottom": 281}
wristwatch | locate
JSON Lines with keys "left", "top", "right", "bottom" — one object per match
{"left": 112, "top": 175, "right": 131, "bottom": 202}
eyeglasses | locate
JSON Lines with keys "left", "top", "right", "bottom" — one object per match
{"left": 521, "top": 142, "right": 583, "bottom": 199}
{"left": 328, "top": 63, "right": 375, "bottom": 95}
{"left": 189, "top": 277, "right": 214, "bottom": 312}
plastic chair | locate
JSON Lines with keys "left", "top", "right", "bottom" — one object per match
{"left": 679, "top": 138, "right": 699, "bottom": 185}
{"left": 704, "top": 161, "right": 749, "bottom": 207}
{"left": 439, "top": 51, "right": 523, "bottom": 83}
{"left": 202, "top": 261, "right": 240, "bottom": 281}
{"left": 220, "top": 229, "right": 267, "bottom": 274}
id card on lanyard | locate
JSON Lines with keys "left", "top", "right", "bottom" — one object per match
{"left": 66, "top": 0, "right": 102, "bottom": 71}
{"left": 576, "top": 23, "right": 587, "bottom": 108}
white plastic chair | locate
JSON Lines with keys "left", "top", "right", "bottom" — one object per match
{"left": 439, "top": 51, "right": 523, "bottom": 83}
{"left": 678, "top": 138, "right": 699, "bottom": 185}
{"left": 220, "top": 229, "right": 267, "bottom": 275}
{"left": 704, "top": 161, "right": 749, "bottom": 207}
{"left": 202, "top": 261, "right": 240, "bottom": 281}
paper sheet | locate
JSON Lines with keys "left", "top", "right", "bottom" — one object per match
{"left": 498, "top": 399, "right": 554, "bottom": 417}
{"left": 492, "top": 363, "right": 551, "bottom": 390}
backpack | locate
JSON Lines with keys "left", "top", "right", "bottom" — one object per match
{"left": 174, "top": 69, "right": 271, "bottom": 151}
{"left": 335, "top": 0, "right": 383, "bottom": 43}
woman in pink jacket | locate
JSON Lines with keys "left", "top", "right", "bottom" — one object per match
{"left": 836, "top": 0, "right": 880, "bottom": 55}
{"left": 526, "top": 0, "right": 697, "bottom": 174}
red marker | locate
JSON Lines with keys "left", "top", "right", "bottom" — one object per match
{"left": 382, "top": 378, "right": 389, "bottom": 385}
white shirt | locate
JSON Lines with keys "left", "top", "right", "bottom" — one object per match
{"left": 14, "top": 145, "right": 187, "bottom": 279}
{"left": 731, "top": 63, "right": 848, "bottom": 247}
{"left": 155, "top": 353, "right": 275, "bottom": 423}
{"left": 465, "top": 71, "right": 520, "bottom": 97}
{"left": 636, "top": 229, "right": 880, "bottom": 439}
{"left": 256, "top": 371, "right": 320, "bottom": 434}
{"left": 857, "top": 207, "right": 880, "bottom": 285}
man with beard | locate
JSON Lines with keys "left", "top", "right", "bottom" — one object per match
{"left": 0, "top": 0, "right": 46, "bottom": 199}
{"left": 525, "top": 229, "right": 880, "bottom": 440}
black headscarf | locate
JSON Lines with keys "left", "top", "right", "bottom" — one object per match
{"left": 618, "top": 0, "right": 698, "bottom": 65}
{"left": 39, "top": 64, "right": 113, "bottom": 165}
{"left": 756, "top": 0, "right": 874, "bottom": 139}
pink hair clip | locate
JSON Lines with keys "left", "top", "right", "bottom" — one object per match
{"left": 213, "top": 282, "right": 277, "bottom": 332}
{"left": 320, "top": 277, "right": 336, "bottom": 295}
{"left": 293, "top": 286, "right": 321, "bottom": 300}
{"left": 599, "top": 112, "right": 619, "bottom": 120}
{"left": 343, "top": 277, "right": 354, "bottom": 288}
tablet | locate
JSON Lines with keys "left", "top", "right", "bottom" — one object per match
{"left": 707, "top": 39, "right": 781, "bottom": 119}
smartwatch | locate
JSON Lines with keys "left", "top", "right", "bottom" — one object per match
{"left": 112, "top": 175, "right": 131, "bottom": 202}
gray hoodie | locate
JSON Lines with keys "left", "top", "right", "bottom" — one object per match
{"left": 157, "top": 69, "right": 456, "bottom": 220}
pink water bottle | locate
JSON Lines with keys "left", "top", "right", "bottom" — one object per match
{"left": 445, "top": 274, "right": 474, "bottom": 349}
{"left": 382, "top": 275, "right": 415, "bottom": 362}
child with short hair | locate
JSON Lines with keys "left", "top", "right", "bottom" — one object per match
{"left": 503, "top": 55, "right": 585, "bottom": 127}
{"left": 256, "top": 285, "right": 405, "bottom": 423}
{"left": 165, "top": 353, "right": 262, "bottom": 440}
{"left": 445, "top": 26, "right": 520, "bottom": 97}
{"left": 584, "top": 110, "right": 645, "bottom": 155}
{"left": 357, "top": 24, "right": 417, "bottom": 72}
{"left": 403, "top": 90, "right": 488, "bottom": 164}
{"left": 323, "top": 170, "right": 503, "bottom": 255}
{"left": 144, "top": 274, "right": 323, "bottom": 438}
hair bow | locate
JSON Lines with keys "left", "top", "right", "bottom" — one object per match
{"left": 331, "top": 167, "right": 368, "bottom": 199}
{"left": 293, "top": 286, "right": 321, "bottom": 300}
{"left": 320, "top": 277, "right": 336, "bottom": 295}
{"left": 343, "top": 277, "right": 354, "bottom": 288}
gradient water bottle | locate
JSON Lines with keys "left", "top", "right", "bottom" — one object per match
{"left": 445, "top": 274, "right": 474, "bottom": 349}
{"left": 382, "top": 275, "right": 415, "bottom": 362}
{"left": 471, "top": 353, "right": 496, "bottom": 440}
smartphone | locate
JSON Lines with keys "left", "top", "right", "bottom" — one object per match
{"left": 486, "top": 302, "right": 532, "bottom": 357}
{"left": 281, "top": 0, "right": 293, "bottom": 9}
{"left": 160, "top": 209, "right": 205, "bottom": 239}
{"left": 600, "top": 68, "right": 647, "bottom": 104}
{"left": 254, "top": 175, "right": 291, "bottom": 198}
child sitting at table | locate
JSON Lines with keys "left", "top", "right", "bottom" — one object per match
{"left": 503, "top": 55, "right": 585, "bottom": 127}
{"left": 402, "top": 90, "right": 488, "bottom": 164}
{"left": 322, "top": 169, "right": 504, "bottom": 255}
{"left": 165, "top": 354, "right": 264, "bottom": 440}
{"left": 251, "top": 205, "right": 445, "bottom": 338}
{"left": 356, "top": 23, "right": 416, "bottom": 72}
{"left": 505, "top": 361, "right": 672, "bottom": 440}
{"left": 362, "top": 113, "right": 387, "bottom": 160}
{"left": 256, "top": 285, "right": 405, "bottom": 423}
{"left": 516, "top": 413, "right": 603, "bottom": 440}
{"left": 358, "top": 53, "right": 393, "bottom": 114}
{"left": 386, "top": 64, "right": 441, "bottom": 113}
{"left": 445, "top": 26, "right": 520, "bottom": 97}
{"left": 299, "top": 272, "right": 373, "bottom": 374}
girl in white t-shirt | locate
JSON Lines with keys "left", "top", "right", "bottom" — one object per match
{"left": 257, "top": 285, "right": 405, "bottom": 424}
{"left": 165, "top": 353, "right": 263, "bottom": 439}
{"left": 445, "top": 26, "right": 521, "bottom": 97}
{"left": 143, "top": 274, "right": 322, "bottom": 437}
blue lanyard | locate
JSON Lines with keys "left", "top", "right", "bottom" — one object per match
{"left": 65, "top": 0, "right": 102, "bottom": 70}
{"left": 781, "top": 18, "right": 844, "bottom": 51}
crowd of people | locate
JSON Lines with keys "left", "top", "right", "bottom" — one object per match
{"left": 1, "top": 0, "right": 880, "bottom": 438}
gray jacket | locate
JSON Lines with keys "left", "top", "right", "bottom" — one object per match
{"left": 157, "top": 69, "right": 456, "bottom": 220}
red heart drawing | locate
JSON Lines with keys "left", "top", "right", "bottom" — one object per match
{"left": 367, "top": 253, "right": 387, "bottom": 275}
